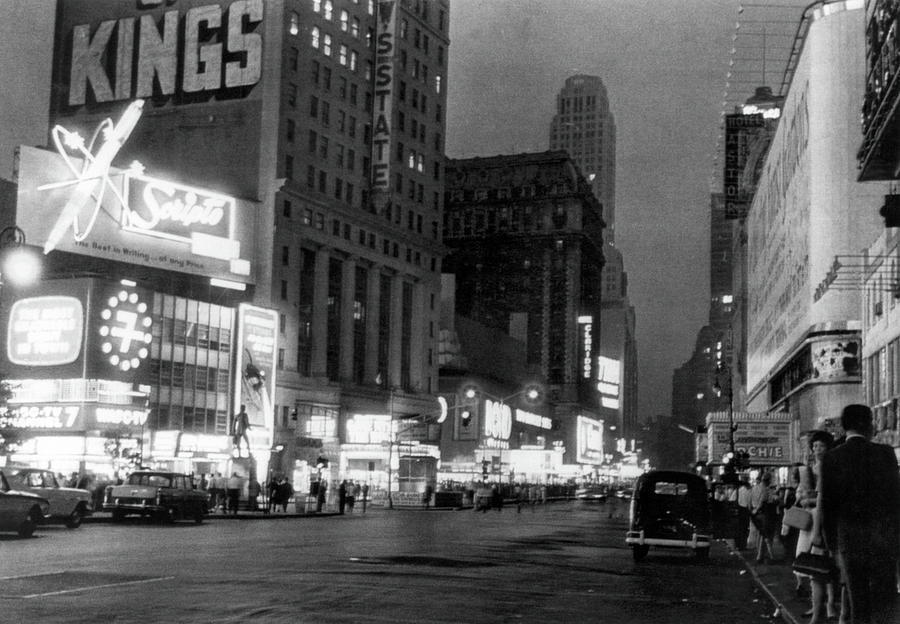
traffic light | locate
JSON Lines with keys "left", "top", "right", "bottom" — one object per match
{"left": 460, "top": 409, "right": 472, "bottom": 427}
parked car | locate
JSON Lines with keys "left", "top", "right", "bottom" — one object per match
{"left": 0, "top": 470, "right": 50, "bottom": 538}
{"left": 575, "top": 485, "right": 608, "bottom": 502}
{"left": 104, "top": 471, "right": 209, "bottom": 524}
{"left": 625, "top": 470, "right": 712, "bottom": 561}
{"left": 5, "top": 467, "right": 93, "bottom": 528}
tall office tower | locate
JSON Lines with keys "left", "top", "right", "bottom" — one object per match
{"left": 549, "top": 75, "right": 616, "bottom": 242}
{"left": 443, "top": 151, "right": 608, "bottom": 463}
{"left": 24, "top": 0, "right": 450, "bottom": 491}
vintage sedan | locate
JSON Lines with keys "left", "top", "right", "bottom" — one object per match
{"left": 5, "top": 467, "right": 93, "bottom": 528}
{"left": 104, "top": 471, "right": 209, "bottom": 524}
{"left": 625, "top": 470, "right": 712, "bottom": 561}
{"left": 0, "top": 470, "right": 50, "bottom": 538}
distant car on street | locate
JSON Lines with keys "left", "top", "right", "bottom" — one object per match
{"left": 104, "top": 471, "right": 209, "bottom": 524}
{"left": 5, "top": 467, "right": 93, "bottom": 528}
{"left": 0, "top": 470, "right": 50, "bottom": 538}
{"left": 575, "top": 485, "right": 608, "bottom": 502}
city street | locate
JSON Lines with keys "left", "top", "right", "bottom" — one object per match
{"left": 0, "top": 500, "right": 778, "bottom": 623}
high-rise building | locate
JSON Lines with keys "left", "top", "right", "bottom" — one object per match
{"left": 548, "top": 74, "right": 636, "bottom": 442}
{"left": 443, "top": 150, "right": 608, "bottom": 467}
{"left": 2, "top": 0, "right": 450, "bottom": 497}
{"left": 549, "top": 75, "right": 616, "bottom": 241}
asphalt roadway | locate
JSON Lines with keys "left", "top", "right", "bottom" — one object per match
{"left": 0, "top": 498, "right": 816, "bottom": 624}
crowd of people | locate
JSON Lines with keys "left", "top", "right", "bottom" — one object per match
{"left": 714, "top": 404, "right": 899, "bottom": 624}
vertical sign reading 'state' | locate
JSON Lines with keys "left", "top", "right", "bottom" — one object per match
{"left": 372, "top": 1, "right": 396, "bottom": 206}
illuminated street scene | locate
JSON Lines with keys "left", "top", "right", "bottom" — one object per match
{"left": 1, "top": 1, "right": 899, "bottom": 623}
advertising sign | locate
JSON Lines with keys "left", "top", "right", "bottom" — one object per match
{"left": 706, "top": 411, "right": 795, "bottom": 465}
{"left": 1, "top": 278, "right": 154, "bottom": 385}
{"left": 0, "top": 403, "right": 148, "bottom": 432}
{"left": 597, "top": 356, "right": 620, "bottom": 409}
{"left": 233, "top": 304, "right": 277, "bottom": 449}
{"left": 371, "top": 1, "right": 397, "bottom": 207}
{"left": 578, "top": 316, "right": 593, "bottom": 379}
{"left": 576, "top": 416, "right": 604, "bottom": 464}
{"left": 54, "top": 0, "right": 264, "bottom": 109}
{"left": 7, "top": 296, "right": 84, "bottom": 366}
{"left": 723, "top": 113, "right": 766, "bottom": 220}
{"left": 16, "top": 142, "right": 255, "bottom": 283}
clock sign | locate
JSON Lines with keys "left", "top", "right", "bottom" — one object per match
{"left": 98, "top": 289, "right": 152, "bottom": 372}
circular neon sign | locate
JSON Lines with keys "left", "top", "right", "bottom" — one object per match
{"left": 99, "top": 289, "right": 152, "bottom": 371}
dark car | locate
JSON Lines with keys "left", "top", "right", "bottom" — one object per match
{"left": 104, "top": 471, "right": 209, "bottom": 524}
{"left": 625, "top": 470, "right": 712, "bottom": 561}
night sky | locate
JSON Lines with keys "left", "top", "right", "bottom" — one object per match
{"left": 446, "top": 0, "right": 807, "bottom": 421}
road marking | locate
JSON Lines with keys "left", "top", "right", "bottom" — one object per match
{"left": 17, "top": 575, "right": 174, "bottom": 598}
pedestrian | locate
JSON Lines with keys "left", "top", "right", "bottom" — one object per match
{"left": 226, "top": 472, "right": 242, "bottom": 514}
{"left": 210, "top": 472, "right": 226, "bottom": 512}
{"left": 491, "top": 484, "right": 502, "bottom": 511}
{"left": 422, "top": 483, "right": 433, "bottom": 509}
{"left": 361, "top": 482, "right": 369, "bottom": 513}
{"left": 750, "top": 471, "right": 778, "bottom": 564}
{"left": 277, "top": 478, "right": 293, "bottom": 513}
{"left": 819, "top": 404, "right": 900, "bottom": 624}
{"left": 514, "top": 483, "right": 524, "bottom": 513}
{"left": 338, "top": 479, "right": 347, "bottom": 514}
{"left": 346, "top": 480, "right": 357, "bottom": 513}
{"left": 267, "top": 474, "right": 280, "bottom": 513}
{"left": 795, "top": 430, "right": 838, "bottom": 623}
{"left": 735, "top": 478, "right": 752, "bottom": 550}
{"left": 316, "top": 479, "right": 327, "bottom": 512}
{"left": 247, "top": 477, "right": 260, "bottom": 511}
{"left": 778, "top": 468, "right": 801, "bottom": 563}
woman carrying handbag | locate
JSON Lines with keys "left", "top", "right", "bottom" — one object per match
{"left": 794, "top": 430, "right": 838, "bottom": 623}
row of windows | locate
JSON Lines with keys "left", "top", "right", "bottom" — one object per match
{"left": 443, "top": 205, "right": 554, "bottom": 238}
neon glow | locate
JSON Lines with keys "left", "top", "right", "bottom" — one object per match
{"left": 7, "top": 296, "right": 83, "bottom": 366}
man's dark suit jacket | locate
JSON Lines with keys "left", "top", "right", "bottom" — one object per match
{"left": 819, "top": 436, "right": 900, "bottom": 558}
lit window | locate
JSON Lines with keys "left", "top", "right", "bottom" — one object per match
{"left": 312, "top": 0, "right": 321, "bottom": 11}
{"left": 339, "top": 44, "right": 348, "bottom": 66}
{"left": 311, "top": 26, "right": 320, "bottom": 49}
{"left": 435, "top": 75, "right": 442, "bottom": 94}
{"left": 349, "top": 50, "right": 358, "bottom": 71}
{"left": 340, "top": 9, "right": 349, "bottom": 31}
{"left": 722, "top": 294, "right": 733, "bottom": 304}
{"left": 324, "top": 0, "right": 333, "bottom": 20}
{"left": 290, "top": 11, "right": 300, "bottom": 35}
{"left": 323, "top": 34, "right": 332, "bottom": 56}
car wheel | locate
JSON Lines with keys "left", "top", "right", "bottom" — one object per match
{"left": 65, "top": 507, "right": 84, "bottom": 529}
{"left": 694, "top": 547, "right": 710, "bottom": 561}
{"left": 112, "top": 510, "right": 125, "bottom": 522}
{"left": 632, "top": 545, "right": 649, "bottom": 561}
{"left": 18, "top": 516, "right": 36, "bottom": 538}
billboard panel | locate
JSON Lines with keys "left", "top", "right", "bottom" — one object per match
{"left": 16, "top": 145, "right": 256, "bottom": 283}
{"left": 1, "top": 278, "right": 153, "bottom": 386}
{"left": 576, "top": 415, "right": 604, "bottom": 465}
{"left": 706, "top": 411, "right": 796, "bottom": 466}
{"left": 233, "top": 304, "right": 277, "bottom": 450}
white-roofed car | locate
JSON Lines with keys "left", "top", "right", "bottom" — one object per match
{"left": 0, "top": 470, "right": 50, "bottom": 538}
{"left": 4, "top": 467, "right": 93, "bottom": 529}
{"left": 104, "top": 471, "right": 209, "bottom": 524}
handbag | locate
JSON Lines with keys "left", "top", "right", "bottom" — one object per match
{"left": 782, "top": 505, "right": 813, "bottom": 531}
{"left": 792, "top": 550, "right": 838, "bottom": 580}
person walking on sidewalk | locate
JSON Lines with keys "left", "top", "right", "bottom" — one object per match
{"left": 751, "top": 471, "right": 778, "bottom": 563}
{"left": 226, "top": 472, "right": 243, "bottom": 514}
{"left": 796, "top": 430, "right": 838, "bottom": 623}
{"left": 735, "top": 478, "right": 752, "bottom": 550}
{"left": 819, "top": 404, "right": 900, "bottom": 624}
{"left": 338, "top": 480, "right": 347, "bottom": 514}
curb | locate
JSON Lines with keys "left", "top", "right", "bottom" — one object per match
{"left": 727, "top": 542, "right": 800, "bottom": 624}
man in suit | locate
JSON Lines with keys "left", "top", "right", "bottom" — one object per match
{"left": 817, "top": 404, "right": 900, "bottom": 624}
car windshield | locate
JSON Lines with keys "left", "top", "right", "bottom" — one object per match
{"left": 126, "top": 474, "right": 172, "bottom": 488}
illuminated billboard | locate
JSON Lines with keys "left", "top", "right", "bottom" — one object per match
{"left": 723, "top": 113, "right": 766, "bottom": 220}
{"left": 16, "top": 143, "right": 255, "bottom": 283}
{"left": 597, "top": 356, "right": 620, "bottom": 409}
{"left": 0, "top": 278, "right": 153, "bottom": 385}
{"left": 233, "top": 304, "right": 277, "bottom": 450}
{"left": 706, "top": 411, "right": 796, "bottom": 466}
{"left": 7, "top": 296, "right": 84, "bottom": 366}
{"left": 576, "top": 416, "right": 604, "bottom": 464}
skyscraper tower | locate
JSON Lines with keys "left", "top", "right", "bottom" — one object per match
{"left": 549, "top": 74, "right": 617, "bottom": 242}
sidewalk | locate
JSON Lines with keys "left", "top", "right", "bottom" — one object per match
{"left": 726, "top": 541, "right": 811, "bottom": 624}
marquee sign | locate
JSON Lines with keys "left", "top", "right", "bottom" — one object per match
{"left": 706, "top": 411, "right": 796, "bottom": 465}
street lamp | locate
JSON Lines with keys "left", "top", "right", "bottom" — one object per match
{"left": 0, "top": 227, "right": 40, "bottom": 288}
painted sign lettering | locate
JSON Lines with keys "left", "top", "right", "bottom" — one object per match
{"left": 67, "top": 0, "right": 264, "bottom": 106}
